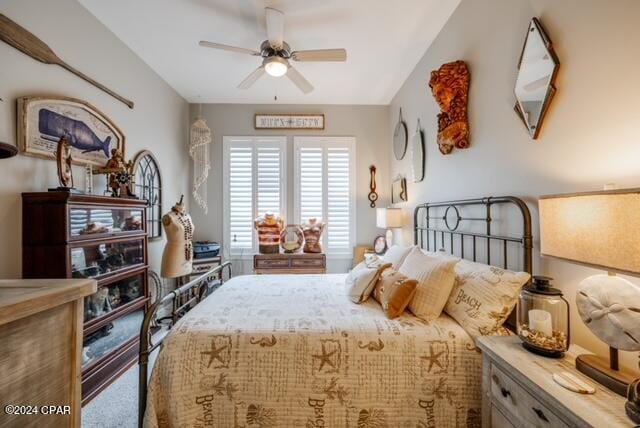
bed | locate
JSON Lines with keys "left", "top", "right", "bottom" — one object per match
{"left": 139, "top": 196, "right": 533, "bottom": 427}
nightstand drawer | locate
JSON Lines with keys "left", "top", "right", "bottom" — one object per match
{"left": 290, "top": 257, "right": 324, "bottom": 267}
{"left": 490, "top": 405, "right": 516, "bottom": 428}
{"left": 490, "top": 363, "right": 568, "bottom": 428}
{"left": 254, "top": 258, "right": 290, "bottom": 269}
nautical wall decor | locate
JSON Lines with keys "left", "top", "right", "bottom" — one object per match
{"left": 368, "top": 165, "right": 378, "bottom": 208}
{"left": 190, "top": 116, "right": 211, "bottom": 214}
{"left": 0, "top": 14, "right": 134, "bottom": 108}
{"left": 17, "top": 96, "right": 125, "bottom": 166}
{"left": 255, "top": 114, "right": 324, "bottom": 130}
{"left": 428, "top": 60, "right": 470, "bottom": 155}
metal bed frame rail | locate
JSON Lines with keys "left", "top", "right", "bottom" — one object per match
{"left": 414, "top": 196, "right": 533, "bottom": 274}
{"left": 138, "top": 261, "right": 232, "bottom": 427}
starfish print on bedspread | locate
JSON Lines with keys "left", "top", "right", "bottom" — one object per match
{"left": 420, "top": 341, "right": 449, "bottom": 374}
{"left": 201, "top": 336, "right": 232, "bottom": 369}
{"left": 312, "top": 339, "right": 341, "bottom": 374}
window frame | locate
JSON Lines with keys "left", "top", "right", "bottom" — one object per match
{"left": 293, "top": 136, "right": 356, "bottom": 258}
{"left": 222, "top": 136, "right": 287, "bottom": 258}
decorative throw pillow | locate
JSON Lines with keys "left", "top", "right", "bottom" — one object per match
{"left": 345, "top": 258, "right": 392, "bottom": 303}
{"left": 444, "top": 259, "right": 530, "bottom": 340}
{"left": 382, "top": 245, "right": 414, "bottom": 270}
{"left": 398, "top": 247, "right": 459, "bottom": 321}
{"left": 372, "top": 269, "right": 418, "bottom": 318}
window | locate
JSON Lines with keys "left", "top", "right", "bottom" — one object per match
{"left": 294, "top": 137, "right": 356, "bottom": 256}
{"left": 223, "top": 137, "right": 286, "bottom": 256}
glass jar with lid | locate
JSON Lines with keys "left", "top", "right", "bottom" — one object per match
{"left": 517, "top": 276, "right": 570, "bottom": 358}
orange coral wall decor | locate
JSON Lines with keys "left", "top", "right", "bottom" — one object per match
{"left": 428, "top": 60, "right": 470, "bottom": 155}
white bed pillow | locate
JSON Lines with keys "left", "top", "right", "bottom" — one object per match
{"left": 398, "top": 247, "right": 459, "bottom": 321}
{"left": 345, "top": 257, "right": 391, "bottom": 303}
{"left": 382, "top": 245, "right": 414, "bottom": 270}
{"left": 444, "top": 258, "right": 530, "bottom": 340}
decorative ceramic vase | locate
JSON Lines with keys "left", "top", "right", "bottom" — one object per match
{"left": 254, "top": 213, "right": 284, "bottom": 254}
{"left": 302, "top": 218, "right": 325, "bottom": 253}
{"left": 280, "top": 225, "right": 304, "bottom": 253}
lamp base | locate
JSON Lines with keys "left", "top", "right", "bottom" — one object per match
{"left": 385, "top": 229, "right": 394, "bottom": 246}
{"left": 575, "top": 353, "right": 636, "bottom": 396}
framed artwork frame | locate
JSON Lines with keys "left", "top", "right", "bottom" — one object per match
{"left": 391, "top": 177, "right": 408, "bottom": 204}
{"left": 373, "top": 234, "right": 388, "bottom": 255}
{"left": 17, "top": 96, "right": 125, "bottom": 166}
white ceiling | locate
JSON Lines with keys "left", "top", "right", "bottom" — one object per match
{"left": 80, "top": 0, "right": 460, "bottom": 105}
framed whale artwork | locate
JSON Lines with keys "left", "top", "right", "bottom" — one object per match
{"left": 17, "top": 96, "right": 125, "bottom": 166}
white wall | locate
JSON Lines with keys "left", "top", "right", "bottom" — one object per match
{"left": 389, "top": 0, "right": 640, "bottom": 373}
{"left": 0, "top": 0, "right": 190, "bottom": 277}
{"left": 188, "top": 104, "right": 390, "bottom": 273}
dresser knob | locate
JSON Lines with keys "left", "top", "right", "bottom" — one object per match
{"left": 500, "top": 387, "right": 511, "bottom": 399}
{"left": 532, "top": 407, "right": 549, "bottom": 422}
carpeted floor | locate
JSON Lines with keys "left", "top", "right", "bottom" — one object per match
{"left": 82, "top": 363, "right": 139, "bottom": 428}
{"left": 82, "top": 344, "right": 159, "bottom": 427}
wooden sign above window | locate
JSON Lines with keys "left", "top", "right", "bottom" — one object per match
{"left": 254, "top": 114, "right": 325, "bottom": 130}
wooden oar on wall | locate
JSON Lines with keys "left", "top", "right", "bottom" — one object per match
{"left": 0, "top": 14, "right": 134, "bottom": 109}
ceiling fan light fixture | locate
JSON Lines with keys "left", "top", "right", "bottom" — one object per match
{"left": 264, "top": 56, "right": 288, "bottom": 77}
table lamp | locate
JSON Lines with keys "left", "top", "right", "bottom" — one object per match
{"left": 376, "top": 207, "right": 403, "bottom": 246}
{"left": 539, "top": 188, "right": 640, "bottom": 396}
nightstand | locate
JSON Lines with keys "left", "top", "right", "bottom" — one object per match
{"left": 253, "top": 253, "right": 326, "bottom": 274}
{"left": 477, "top": 336, "right": 633, "bottom": 427}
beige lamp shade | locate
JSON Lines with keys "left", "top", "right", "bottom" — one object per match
{"left": 539, "top": 189, "right": 640, "bottom": 276}
{"left": 376, "top": 207, "right": 403, "bottom": 229}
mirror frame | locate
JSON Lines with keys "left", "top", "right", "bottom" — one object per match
{"left": 393, "top": 108, "right": 408, "bottom": 160}
{"left": 411, "top": 119, "right": 425, "bottom": 183}
{"left": 514, "top": 17, "right": 560, "bottom": 139}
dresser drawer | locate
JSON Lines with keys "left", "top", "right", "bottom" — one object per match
{"left": 491, "top": 405, "right": 516, "bottom": 428}
{"left": 254, "top": 258, "right": 290, "bottom": 269}
{"left": 290, "top": 257, "right": 325, "bottom": 267}
{"left": 490, "top": 363, "right": 568, "bottom": 428}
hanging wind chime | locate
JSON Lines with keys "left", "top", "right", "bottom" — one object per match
{"left": 189, "top": 109, "right": 212, "bottom": 214}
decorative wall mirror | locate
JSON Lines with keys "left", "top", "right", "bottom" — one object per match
{"left": 391, "top": 176, "right": 407, "bottom": 204}
{"left": 393, "top": 108, "right": 408, "bottom": 160}
{"left": 514, "top": 17, "right": 559, "bottom": 139}
{"left": 132, "top": 150, "right": 162, "bottom": 240}
{"left": 411, "top": 119, "right": 425, "bottom": 182}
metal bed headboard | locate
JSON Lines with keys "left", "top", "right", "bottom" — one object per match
{"left": 414, "top": 196, "right": 533, "bottom": 328}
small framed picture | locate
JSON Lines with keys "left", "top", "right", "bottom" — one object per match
{"left": 373, "top": 235, "right": 388, "bottom": 255}
{"left": 391, "top": 177, "right": 408, "bottom": 204}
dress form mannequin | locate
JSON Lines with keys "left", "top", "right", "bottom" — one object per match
{"left": 161, "top": 196, "right": 194, "bottom": 278}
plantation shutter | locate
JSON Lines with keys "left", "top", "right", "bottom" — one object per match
{"left": 326, "top": 147, "right": 351, "bottom": 253}
{"left": 294, "top": 137, "right": 355, "bottom": 256}
{"left": 224, "top": 137, "right": 286, "bottom": 256}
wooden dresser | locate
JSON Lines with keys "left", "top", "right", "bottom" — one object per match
{"left": 254, "top": 253, "right": 326, "bottom": 274}
{"left": 0, "top": 279, "right": 96, "bottom": 428}
{"left": 22, "top": 192, "right": 149, "bottom": 404}
{"left": 477, "top": 336, "right": 633, "bottom": 427}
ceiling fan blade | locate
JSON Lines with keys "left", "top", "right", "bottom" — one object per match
{"left": 265, "top": 7, "right": 284, "bottom": 49}
{"left": 291, "top": 49, "right": 347, "bottom": 62}
{"left": 237, "top": 66, "right": 266, "bottom": 89}
{"left": 286, "top": 66, "right": 314, "bottom": 94}
{"left": 199, "top": 41, "right": 260, "bottom": 56}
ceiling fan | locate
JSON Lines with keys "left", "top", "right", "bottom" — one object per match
{"left": 199, "top": 7, "right": 347, "bottom": 94}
